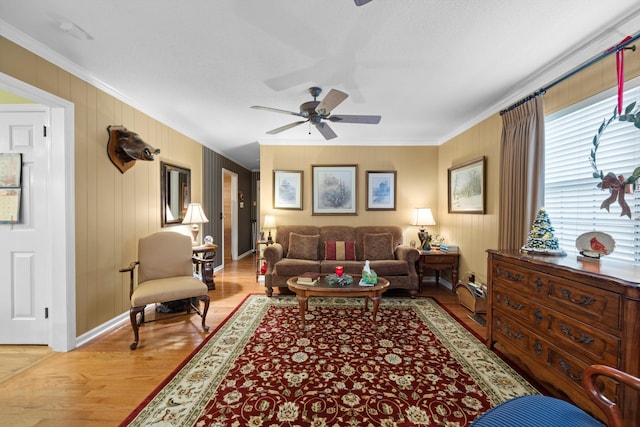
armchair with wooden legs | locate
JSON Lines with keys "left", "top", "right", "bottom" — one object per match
{"left": 120, "top": 232, "right": 210, "bottom": 350}
{"left": 470, "top": 364, "right": 640, "bottom": 427}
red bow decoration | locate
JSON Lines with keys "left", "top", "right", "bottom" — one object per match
{"left": 600, "top": 172, "right": 631, "bottom": 218}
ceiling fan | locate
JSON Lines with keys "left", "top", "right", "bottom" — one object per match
{"left": 250, "top": 87, "right": 381, "bottom": 140}
{"left": 354, "top": 0, "right": 373, "bottom": 6}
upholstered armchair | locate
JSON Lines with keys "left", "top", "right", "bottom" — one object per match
{"left": 470, "top": 364, "right": 640, "bottom": 427}
{"left": 120, "top": 232, "right": 210, "bottom": 350}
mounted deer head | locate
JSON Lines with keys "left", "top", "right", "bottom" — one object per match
{"left": 107, "top": 125, "right": 160, "bottom": 173}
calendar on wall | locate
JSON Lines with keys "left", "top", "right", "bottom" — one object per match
{"left": 0, "top": 153, "right": 22, "bottom": 223}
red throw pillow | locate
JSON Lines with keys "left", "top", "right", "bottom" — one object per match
{"left": 325, "top": 241, "right": 356, "bottom": 261}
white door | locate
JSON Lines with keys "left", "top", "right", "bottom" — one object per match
{"left": 0, "top": 107, "right": 50, "bottom": 344}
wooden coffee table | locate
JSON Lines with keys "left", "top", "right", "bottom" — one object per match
{"left": 286, "top": 275, "right": 390, "bottom": 328}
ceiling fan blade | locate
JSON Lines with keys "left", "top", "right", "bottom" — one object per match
{"left": 354, "top": 0, "right": 373, "bottom": 5}
{"left": 266, "top": 120, "right": 307, "bottom": 135}
{"left": 315, "top": 89, "right": 348, "bottom": 115}
{"left": 328, "top": 114, "right": 381, "bottom": 124}
{"left": 315, "top": 122, "right": 338, "bottom": 140}
{"left": 251, "top": 105, "right": 304, "bottom": 117}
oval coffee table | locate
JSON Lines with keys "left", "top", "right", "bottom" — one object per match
{"left": 286, "top": 275, "right": 390, "bottom": 329}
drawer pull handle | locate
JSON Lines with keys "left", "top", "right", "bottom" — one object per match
{"left": 503, "top": 323, "right": 524, "bottom": 340}
{"left": 534, "top": 310, "right": 543, "bottom": 325}
{"left": 560, "top": 324, "right": 595, "bottom": 345}
{"left": 560, "top": 288, "right": 595, "bottom": 306}
{"left": 504, "top": 270, "right": 524, "bottom": 282}
{"left": 534, "top": 341, "right": 543, "bottom": 357}
{"left": 559, "top": 359, "right": 582, "bottom": 382}
{"left": 503, "top": 296, "right": 524, "bottom": 310}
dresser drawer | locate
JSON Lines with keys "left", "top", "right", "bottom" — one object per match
{"left": 547, "top": 346, "right": 619, "bottom": 403}
{"left": 492, "top": 310, "right": 535, "bottom": 354}
{"left": 493, "top": 262, "right": 537, "bottom": 297}
{"left": 530, "top": 305, "right": 619, "bottom": 365}
{"left": 493, "top": 285, "right": 535, "bottom": 323}
{"left": 531, "top": 271, "right": 621, "bottom": 330}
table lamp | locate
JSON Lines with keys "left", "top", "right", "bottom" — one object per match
{"left": 411, "top": 208, "right": 436, "bottom": 251}
{"left": 263, "top": 215, "right": 276, "bottom": 244}
{"left": 182, "top": 203, "right": 209, "bottom": 246}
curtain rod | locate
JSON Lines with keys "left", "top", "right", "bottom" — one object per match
{"left": 500, "top": 32, "right": 640, "bottom": 116}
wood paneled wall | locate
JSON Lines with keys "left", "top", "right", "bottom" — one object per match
{"left": 0, "top": 36, "right": 203, "bottom": 336}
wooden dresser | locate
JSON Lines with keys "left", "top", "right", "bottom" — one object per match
{"left": 486, "top": 250, "right": 640, "bottom": 426}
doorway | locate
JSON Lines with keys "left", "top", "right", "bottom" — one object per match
{"left": 0, "top": 72, "right": 75, "bottom": 351}
{"left": 222, "top": 168, "right": 238, "bottom": 263}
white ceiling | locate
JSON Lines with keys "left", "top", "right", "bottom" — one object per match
{"left": 1, "top": 1, "right": 640, "bottom": 171}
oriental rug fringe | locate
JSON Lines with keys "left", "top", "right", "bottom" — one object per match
{"left": 122, "top": 296, "right": 538, "bottom": 426}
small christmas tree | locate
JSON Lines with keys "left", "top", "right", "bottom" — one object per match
{"left": 521, "top": 207, "right": 564, "bottom": 254}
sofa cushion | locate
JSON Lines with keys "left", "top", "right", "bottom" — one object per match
{"left": 325, "top": 240, "right": 356, "bottom": 261}
{"left": 274, "top": 259, "right": 321, "bottom": 276}
{"left": 287, "top": 232, "right": 320, "bottom": 260}
{"left": 363, "top": 233, "right": 394, "bottom": 260}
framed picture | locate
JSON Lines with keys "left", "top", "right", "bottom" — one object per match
{"left": 312, "top": 165, "right": 357, "bottom": 215}
{"left": 366, "top": 170, "right": 396, "bottom": 211}
{"left": 448, "top": 156, "right": 485, "bottom": 214}
{"left": 273, "top": 170, "right": 303, "bottom": 210}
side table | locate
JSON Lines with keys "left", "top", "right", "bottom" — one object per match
{"left": 192, "top": 244, "right": 217, "bottom": 290}
{"left": 417, "top": 249, "right": 459, "bottom": 291}
{"left": 255, "top": 240, "right": 272, "bottom": 281}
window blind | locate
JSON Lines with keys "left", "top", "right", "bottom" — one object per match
{"left": 545, "top": 84, "right": 640, "bottom": 263}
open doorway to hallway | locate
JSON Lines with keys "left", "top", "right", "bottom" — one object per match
{"left": 222, "top": 168, "right": 238, "bottom": 263}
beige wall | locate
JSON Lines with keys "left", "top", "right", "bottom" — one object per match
{"left": 0, "top": 36, "right": 203, "bottom": 335}
{"left": 260, "top": 145, "right": 439, "bottom": 245}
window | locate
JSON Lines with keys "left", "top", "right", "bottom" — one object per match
{"left": 545, "top": 82, "right": 640, "bottom": 264}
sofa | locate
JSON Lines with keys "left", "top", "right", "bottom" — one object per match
{"left": 263, "top": 225, "right": 420, "bottom": 297}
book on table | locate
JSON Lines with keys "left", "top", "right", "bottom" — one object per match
{"left": 297, "top": 272, "right": 320, "bottom": 284}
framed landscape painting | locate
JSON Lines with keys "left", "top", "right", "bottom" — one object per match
{"left": 273, "top": 170, "right": 303, "bottom": 210}
{"left": 366, "top": 170, "right": 396, "bottom": 210}
{"left": 312, "top": 165, "right": 357, "bottom": 215}
{"left": 448, "top": 156, "right": 485, "bottom": 214}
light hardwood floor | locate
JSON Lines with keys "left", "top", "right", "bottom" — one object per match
{"left": 0, "top": 256, "right": 486, "bottom": 426}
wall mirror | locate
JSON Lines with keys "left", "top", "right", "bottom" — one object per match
{"left": 161, "top": 162, "right": 191, "bottom": 226}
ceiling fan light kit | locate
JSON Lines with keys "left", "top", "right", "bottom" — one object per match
{"left": 251, "top": 87, "right": 381, "bottom": 140}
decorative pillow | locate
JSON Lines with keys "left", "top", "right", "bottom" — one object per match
{"left": 287, "top": 233, "right": 320, "bottom": 260}
{"left": 363, "top": 233, "right": 394, "bottom": 260}
{"left": 325, "top": 241, "right": 356, "bottom": 261}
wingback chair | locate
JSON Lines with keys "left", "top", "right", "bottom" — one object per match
{"left": 470, "top": 364, "right": 640, "bottom": 427}
{"left": 120, "top": 232, "right": 210, "bottom": 350}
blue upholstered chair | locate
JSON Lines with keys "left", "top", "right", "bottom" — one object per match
{"left": 470, "top": 365, "right": 640, "bottom": 427}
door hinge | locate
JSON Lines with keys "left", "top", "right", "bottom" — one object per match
{"left": 43, "top": 125, "right": 47, "bottom": 137}
{"left": 45, "top": 307, "right": 49, "bottom": 319}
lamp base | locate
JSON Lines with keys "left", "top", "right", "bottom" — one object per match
{"left": 267, "top": 230, "right": 273, "bottom": 244}
{"left": 191, "top": 224, "right": 200, "bottom": 246}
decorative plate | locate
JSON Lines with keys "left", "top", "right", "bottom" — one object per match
{"left": 575, "top": 231, "right": 615, "bottom": 258}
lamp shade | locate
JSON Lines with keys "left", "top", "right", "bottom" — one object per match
{"left": 411, "top": 208, "right": 436, "bottom": 227}
{"left": 182, "top": 203, "right": 209, "bottom": 224}
{"left": 263, "top": 215, "right": 276, "bottom": 229}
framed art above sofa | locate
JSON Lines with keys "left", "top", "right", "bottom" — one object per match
{"left": 312, "top": 165, "right": 357, "bottom": 215}
{"left": 273, "top": 170, "right": 303, "bottom": 210}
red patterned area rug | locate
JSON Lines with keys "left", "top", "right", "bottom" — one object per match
{"left": 122, "top": 296, "right": 539, "bottom": 426}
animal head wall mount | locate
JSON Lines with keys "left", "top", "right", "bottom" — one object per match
{"left": 107, "top": 125, "right": 160, "bottom": 173}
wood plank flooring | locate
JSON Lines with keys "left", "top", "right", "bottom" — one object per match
{"left": 0, "top": 257, "right": 486, "bottom": 426}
